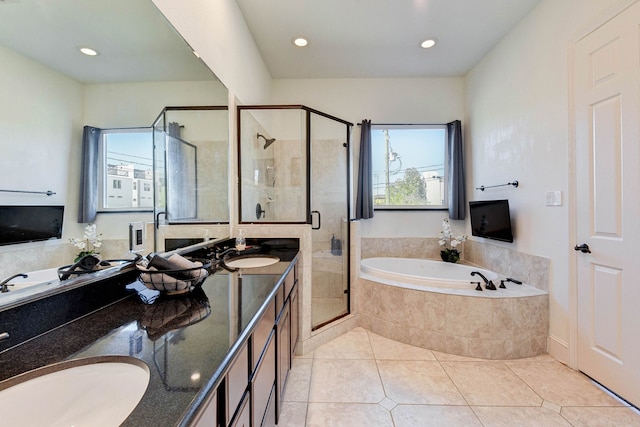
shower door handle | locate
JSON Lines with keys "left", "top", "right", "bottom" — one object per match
{"left": 311, "top": 210, "right": 321, "bottom": 230}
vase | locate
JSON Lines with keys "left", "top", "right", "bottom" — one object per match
{"left": 440, "top": 249, "right": 460, "bottom": 263}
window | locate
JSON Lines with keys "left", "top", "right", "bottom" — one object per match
{"left": 371, "top": 124, "right": 448, "bottom": 209}
{"left": 99, "top": 128, "right": 153, "bottom": 211}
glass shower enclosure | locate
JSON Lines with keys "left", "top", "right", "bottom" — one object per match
{"left": 238, "top": 105, "right": 352, "bottom": 330}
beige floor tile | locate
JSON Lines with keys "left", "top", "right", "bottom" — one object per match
{"left": 511, "top": 353, "right": 557, "bottom": 362}
{"left": 306, "top": 403, "right": 393, "bottom": 427}
{"left": 283, "top": 358, "right": 312, "bottom": 402}
{"left": 441, "top": 361, "right": 542, "bottom": 406}
{"left": 277, "top": 402, "right": 308, "bottom": 427}
{"left": 392, "top": 405, "right": 482, "bottom": 427}
{"left": 432, "top": 350, "right": 486, "bottom": 362}
{"left": 472, "top": 406, "right": 573, "bottom": 427}
{"left": 368, "top": 332, "right": 436, "bottom": 361}
{"left": 505, "top": 361, "right": 623, "bottom": 406}
{"left": 377, "top": 360, "right": 466, "bottom": 405}
{"left": 313, "top": 327, "right": 374, "bottom": 359}
{"left": 560, "top": 406, "right": 640, "bottom": 426}
{"left": 308, "top": 359, "right": 385, "bottom": 403}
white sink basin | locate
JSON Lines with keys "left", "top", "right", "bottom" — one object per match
{"left": 226, "top": 255, "right": 280, "bottom": 269}
{"left": 0, "top": 356, "right": 149, "bottom": 427}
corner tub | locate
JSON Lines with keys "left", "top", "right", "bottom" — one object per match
{"left": 358, "top": 257, "right": 549, "bottom": 359}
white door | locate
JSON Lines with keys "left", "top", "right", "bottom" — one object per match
{"left": 574, "top": 1, "right": 640, "bottom": 407}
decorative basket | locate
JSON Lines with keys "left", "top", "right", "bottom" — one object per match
{"left": 136, "top": 260, "right": 211, "bottom": 296}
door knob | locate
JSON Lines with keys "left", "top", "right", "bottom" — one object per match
{"left": 574, "top": 243, "right": 591, "bottom": 253}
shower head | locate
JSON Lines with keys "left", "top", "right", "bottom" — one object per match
{"left": 257, "top": 133, "right": 276, "bottom": 150}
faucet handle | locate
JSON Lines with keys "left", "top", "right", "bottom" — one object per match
{"left": 471, "top": 281, "right": 483, "bottom": 291}
{"left": 499, "top": 280, "right": 507, "bottom": 289}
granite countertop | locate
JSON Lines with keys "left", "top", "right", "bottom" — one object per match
{"left": 0, "top": 240, "right": 299, "bottom": 427}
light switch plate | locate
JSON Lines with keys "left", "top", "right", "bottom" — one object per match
{"left": 129, "top": 222, "right": 145, "bottom": 252}
{"left": 545, "top": 190, "right": 562, "bottom": 206}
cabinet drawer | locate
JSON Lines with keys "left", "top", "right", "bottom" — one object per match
{"left": 252, "top": 333, "right": 276, "bottom": 427}
{"left": 252, "top": 298, "right": 275, "bottom": 372}
{"left": 227, "top": 343, "right": 249, "bottom": 422}
{"left": 230, "top": 392, "right": 250, "bottom": 427}
{"left": 284, "top": 268, "right": 295, "bottom": 298}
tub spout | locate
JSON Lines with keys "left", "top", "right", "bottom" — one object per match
{"left": 0, "top": 273, "right": 28, "bottom": 293}
{"left": 470, "top": 271, "right": 496, "bottom": 290}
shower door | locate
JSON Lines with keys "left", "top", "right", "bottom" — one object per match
{"left": 309, "top": 111, "right": 351, "bottom": 330}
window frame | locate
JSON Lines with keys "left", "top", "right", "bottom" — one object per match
{"left": 370, "top": 123, "right": 449, "bottom": 211}
{"left": 97, "top": 127, "right": 154, "bottom": 213}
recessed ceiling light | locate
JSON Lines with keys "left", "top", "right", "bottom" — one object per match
{"left": 420, "top": 38, "right": 438, "bottom": 49}
{"left": 292, "top": 37, "right": 308, "bottom": 47}
{"left": 78, "top": 46, "right": 99, "bottom": 56}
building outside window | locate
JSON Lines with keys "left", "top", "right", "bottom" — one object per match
{"left": 98, "top": 128, "right": 153, "bottom": 211}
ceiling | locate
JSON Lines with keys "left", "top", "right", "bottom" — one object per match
{"left": 236, "top": 0, "right": 541, "bottom": 78}
{"left": 0, "top": 0, "right": 215, "bottom": 84}
{"left": 0, "top": 0, "right": 541, "bottom": 84}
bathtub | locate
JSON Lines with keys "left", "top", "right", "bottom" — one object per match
{"left": 358, "top": 257, "right": 549, "bottom": 359}
{"left": 361, "top": 257, "right": 499, "bottom": 292}
{"left": 4, "top": 268, "right": 60, "bottom": 292}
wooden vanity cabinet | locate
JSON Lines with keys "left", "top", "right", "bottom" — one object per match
{"left": 202, "top": 258, "right": 299, "bottom": 427}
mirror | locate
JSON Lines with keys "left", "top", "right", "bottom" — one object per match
{"left": 0, "top": 0, "right": 230, "bottom": 304}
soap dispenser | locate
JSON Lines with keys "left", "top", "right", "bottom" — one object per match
{"left": 235, "top": 230, "right": 246, "bottom": 251}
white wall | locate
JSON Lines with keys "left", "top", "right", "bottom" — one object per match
{"left": 465, "top": 0, "right": 624, "bottom": 361}
{"left": 0, "top": 43, "right": 83, "bottom": 240}
{"left": 151, "top": 0, "right": 272, "bottom": 105}
{"left": 82, "top": 80, "right": 228, "bottom": 241}
{"left": 271, "top": 77, "right": 466, "bottom": 238}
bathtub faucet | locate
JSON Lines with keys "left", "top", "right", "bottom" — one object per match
{"left": 470, "top": 271, "right": 496, "bottom": 290}
{"left": 0, "top": 273, "right": 28, "bottom": 293}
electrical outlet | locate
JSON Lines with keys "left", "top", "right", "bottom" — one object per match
{"left": 545, "top": 191, "right": 562, "bottom": 206}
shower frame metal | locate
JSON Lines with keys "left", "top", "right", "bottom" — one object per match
{"left": 237, "top": 104, "right": 353, "bottom": 328}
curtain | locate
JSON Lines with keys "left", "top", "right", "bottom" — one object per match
{"left": 447, "top": 120, "right": 465, "bottom": 220}
{"left": 77, "top": 126, "right": 101, "bottom": 223}
{"left": 355, "top": 119, "right": 374, "bottom": 219}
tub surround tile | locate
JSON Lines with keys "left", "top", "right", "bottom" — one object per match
{"left": 358, "top": 275, "right": 549, "bottom": 359}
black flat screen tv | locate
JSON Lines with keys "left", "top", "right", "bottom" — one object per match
{"left": 0, "top": 205, "right": 64, "bottom": 246}
{"left": 469, "top": 199, "right": 514, "bottom": 243}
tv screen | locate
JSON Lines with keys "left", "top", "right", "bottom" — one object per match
{"left": 0, "top": 206, "right": 64, "bottom": 246}
{"left": 469, "top": 200, "right": 514, "bottom": 243}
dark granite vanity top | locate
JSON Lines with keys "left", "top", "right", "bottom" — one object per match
{"left": 0, "top": 238, "right": 299, "bottom": 426}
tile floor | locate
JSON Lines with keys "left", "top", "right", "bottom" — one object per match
{"left": 277, "top": 327, "right": 640, "bottom": 426}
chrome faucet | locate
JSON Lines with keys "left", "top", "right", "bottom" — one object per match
{"left": 0, "top": 273, "right": 28, "bottom": 293}
{"left": 470, "top": 271, "right": 496, "bottom": 290}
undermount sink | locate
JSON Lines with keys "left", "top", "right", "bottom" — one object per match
{"left": 225, "top": 255, "right": 280, "bottom": 269}
{"left": 0, "top": 356, "right": 149, "bottom": 427}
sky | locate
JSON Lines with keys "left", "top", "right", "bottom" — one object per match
{"left": 370, "top": 127, "right": 446, "bottom": 196}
